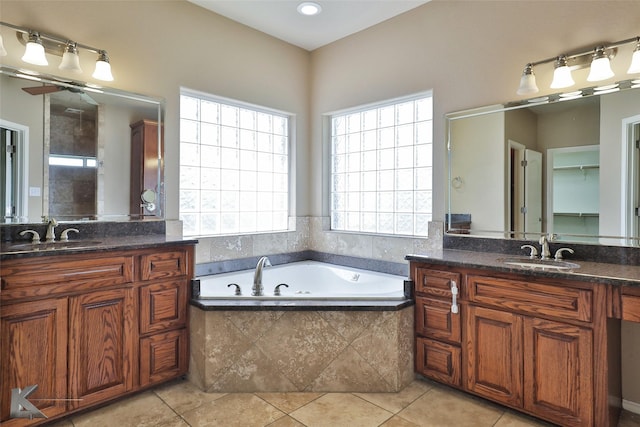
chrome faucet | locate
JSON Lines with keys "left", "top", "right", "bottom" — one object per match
{"left": 45, "top": 217, "right": 58, "bottom": 243}
{"left": 539, "top": 234, "right": 551, "bottom": 259}
{"left": 252, "top": 256, "right": 272, "bottom": 296}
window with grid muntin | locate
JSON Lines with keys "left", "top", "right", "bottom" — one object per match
{"left": 330, "top": 94, "right": 433, "bottom": 236}
{"left": 179, "top": 92, "right": 290, "bottom": 237}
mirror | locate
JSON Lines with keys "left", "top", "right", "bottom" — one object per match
{"left": 446, "top": 80, "right": 640, "bottom": 246}
{"left": 0, "top": 65, "right": 164, "bottom": 223}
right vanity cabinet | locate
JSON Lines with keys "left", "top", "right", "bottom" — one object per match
{"left": 411, "top": 262, "right": 617, "bottom": 427}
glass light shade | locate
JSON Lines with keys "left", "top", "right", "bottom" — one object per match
{"left": 628, "top": 47, "right": 640, "bottom": 74}
{"left": 516, "top": 65, "right": 538, "bottom": 95}
{"left": 59, "top": 45, "right": 82, "bottom": 73}
{"left": 22, "top": 35, "right": 48, "bottom": 66}
{"left": 0, "top": 34, "right": 7, "bottom": 57}
{"left": 550, "top": 65, "right": 575, "bottom": 89}
{"left": 92, "top": 59, "right": 113, "bottom": 81}
{"left": 587, "top": 52, "right": 614, "bottom": 82}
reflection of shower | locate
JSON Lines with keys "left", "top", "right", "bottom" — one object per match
{"left": 64, "top": 107, "right": 85, "bottom": 137}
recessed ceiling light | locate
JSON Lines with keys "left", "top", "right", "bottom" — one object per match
{"left": 297, "top": 2, "right": 321, "bottom": 16}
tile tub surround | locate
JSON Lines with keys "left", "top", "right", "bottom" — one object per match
{"left": 189, "top": 305, "right": 414, "bottom": 393}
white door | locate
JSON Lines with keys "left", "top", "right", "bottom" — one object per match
{"left": 524, "top": 149, "right": 543, "bottom": 237}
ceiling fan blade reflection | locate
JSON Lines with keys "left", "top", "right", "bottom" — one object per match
{"left": 21, "top": 85, "right": 64, "bottom": 95}
{"left": 79, "top": 92, "right": 98, "bottom": 105}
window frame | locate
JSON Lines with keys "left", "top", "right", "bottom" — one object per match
{"left": 325, "top": 91, "right": 434, "bottom": 237}
{"left": 179, "top": 88, "right": 296, "bottom": 238}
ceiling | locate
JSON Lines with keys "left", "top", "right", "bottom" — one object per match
{"left": 187, "top": 0, "right": 430, "bottom": 51}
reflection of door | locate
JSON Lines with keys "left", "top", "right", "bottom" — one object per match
{"left": 625, "top": 120, "right": 640, "bottom": 241}
{"left": 524, "top": 149, "right": 542, "bottom": 237}
{"left": 509, "top": 140, "right": 542, "bottom": 238}
{"left": 0, "top": 120, "right": 29, "bottom": 222}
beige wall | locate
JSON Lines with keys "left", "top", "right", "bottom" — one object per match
{"left": 0, "top": 0, "right": 311, "bottom": 219}
{"left": 309, "top": 0, "right": 640, "bottom": 220}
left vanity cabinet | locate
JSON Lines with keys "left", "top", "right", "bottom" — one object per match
{"left": 0, "top": 243, "right": 195, "bottom": 426}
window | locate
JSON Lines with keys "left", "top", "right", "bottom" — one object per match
{"left": 179, "top": 90, "right": 291, "bottom": 237}
{"left": 329, "top": 93, "right": 433, "bottom": 236}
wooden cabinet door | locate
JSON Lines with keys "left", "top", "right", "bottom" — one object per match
{"left": 68, "top": 288, "right": 135, "bottom": 409}
{"left": 416, "top": 337, "right": 461, "bottom": 387}
{"left": 139, "top": 280, "right": 187, "bottom": 335}
{"left": 140, "top": 329, "right": 188, "bottom": 387}
{"left": 466, "top": 305, "right": 523, "bottom": 407}
{"left": 523, "top": 317, "right": 593, "bottom": 427}
{"left": 0, "top": 299, "right": 68, "bottom": 425}
{"left": 415, "top": 296, "right": 460, "bottom": 343}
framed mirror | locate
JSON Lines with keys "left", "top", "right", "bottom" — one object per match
{"left": 0, "top": 65, "right": 164, "bottom": 224}
{"left": 446, "top": 79, "right": 640, "bottom": 247}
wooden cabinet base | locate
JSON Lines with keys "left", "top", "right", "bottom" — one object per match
{"left": 411, "top": 261, "right": 621, "bottom": 427}
{"left": 0, "top": 244, "right": 194, "bottom": 426}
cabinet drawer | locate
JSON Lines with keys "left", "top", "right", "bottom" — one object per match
{"left": 140, "top": 250, "right": 187, "bottom": 281}
{"left": 415, "top": 268, "right": 461, "bottom": 299}
{"left": 622, "top": 294, "right": 640, "bottom": 322}
{"left": 140, "top": 329, "right": 188, "bottom": 386}
{"left": 415, "top": 296, "right": 461, "bottom": 343}
{"left": 140, "top": 280, "right": 188, "bottom": 334}
{"left": 416, "top": 337, "right": 461, "bottom": 387}
{"left": 467, "top": 275, "right": 592, "bottom": 323}
{"left": 1, "top": 256, "right": 134, "bottom": 300}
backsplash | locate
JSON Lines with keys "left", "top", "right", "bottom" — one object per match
{"left": 444, "top": 234, "right": 640, "bottom": 265}
{"left": 0, "top": 219, "right": 165, "bottom": 243}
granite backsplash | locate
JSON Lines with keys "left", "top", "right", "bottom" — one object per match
{"left": 0, "top": 219, "right": 166, "bottom": 243}
{"left": 444, "top": 234, "right": 640, "bottom": 266}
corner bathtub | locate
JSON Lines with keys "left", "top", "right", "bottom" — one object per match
{"left": 189, "top": 259, "right": 415, "bottom": 393}
{"left": 192, "top": 260, "right": 408, "bottom": 301}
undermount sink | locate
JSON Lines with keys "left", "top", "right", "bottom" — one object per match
{"left": 499, "top": 257, "right": 580, "bottom": 271}
{"left": 1, "top": 240, "right": 103, "bottom": 253}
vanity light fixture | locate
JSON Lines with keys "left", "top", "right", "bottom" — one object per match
{"left": 516, "top": 63, "right": 538, "bottom": 95}
{"left": 628, "top": 39, "right": 640, "bottom": 74}
{"left": 0, "top": 21, "right": 115, "bottom": 81}
{"left": 587, "top": 46, "right": 614, "bottom": 82}
{"left": 21, "top": 31, "right": 48, "bottom": 66}
{"left": 59, "top": 42, "right": 82, "bottom": 73}
{"left": 517, "top": 35, "right": 639, "bottom": 95}
{"left": 0, "top": 34, "right": 8, "bottom": 56}
{"left": 297, "top": 1, "right": 322, "bottom": 16}
{"left": 92, "top": 50, "right": 113, "bottom": 81}
{"left": 550, "top": 55, "right": 574, "bottom": 89}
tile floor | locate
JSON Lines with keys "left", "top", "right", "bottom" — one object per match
{"left": 49, "top": 377, "right": 640, "bottom": 427}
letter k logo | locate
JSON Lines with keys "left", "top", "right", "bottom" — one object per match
{"left": 10, "top": 385, "right": 47, "bottom": 419}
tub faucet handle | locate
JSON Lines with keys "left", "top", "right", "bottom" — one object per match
{"left": 227, "top": 283, "right": 242, "bottom": 296}
{"left": 274, "top": 283, "right": 289, "bottom": 296}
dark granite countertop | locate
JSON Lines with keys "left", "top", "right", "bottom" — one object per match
{"left": 1, "top": 235, "right": 198, "bottom": 260}
{"left": 191, "top": 298, "right": 414, "bottom": 312}
{"left": 406, "top": 249, "right": 640, "bottom": 287}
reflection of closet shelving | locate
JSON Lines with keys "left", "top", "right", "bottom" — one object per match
{"left": 552, "top": 164, "right": 599, "bottom": 171}
{"left": 549, "top": 145, "right": 600, "bottom": 237}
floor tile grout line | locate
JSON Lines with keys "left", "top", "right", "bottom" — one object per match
{"left": 152, "top": 388, "right": 194, "bottom": 426}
